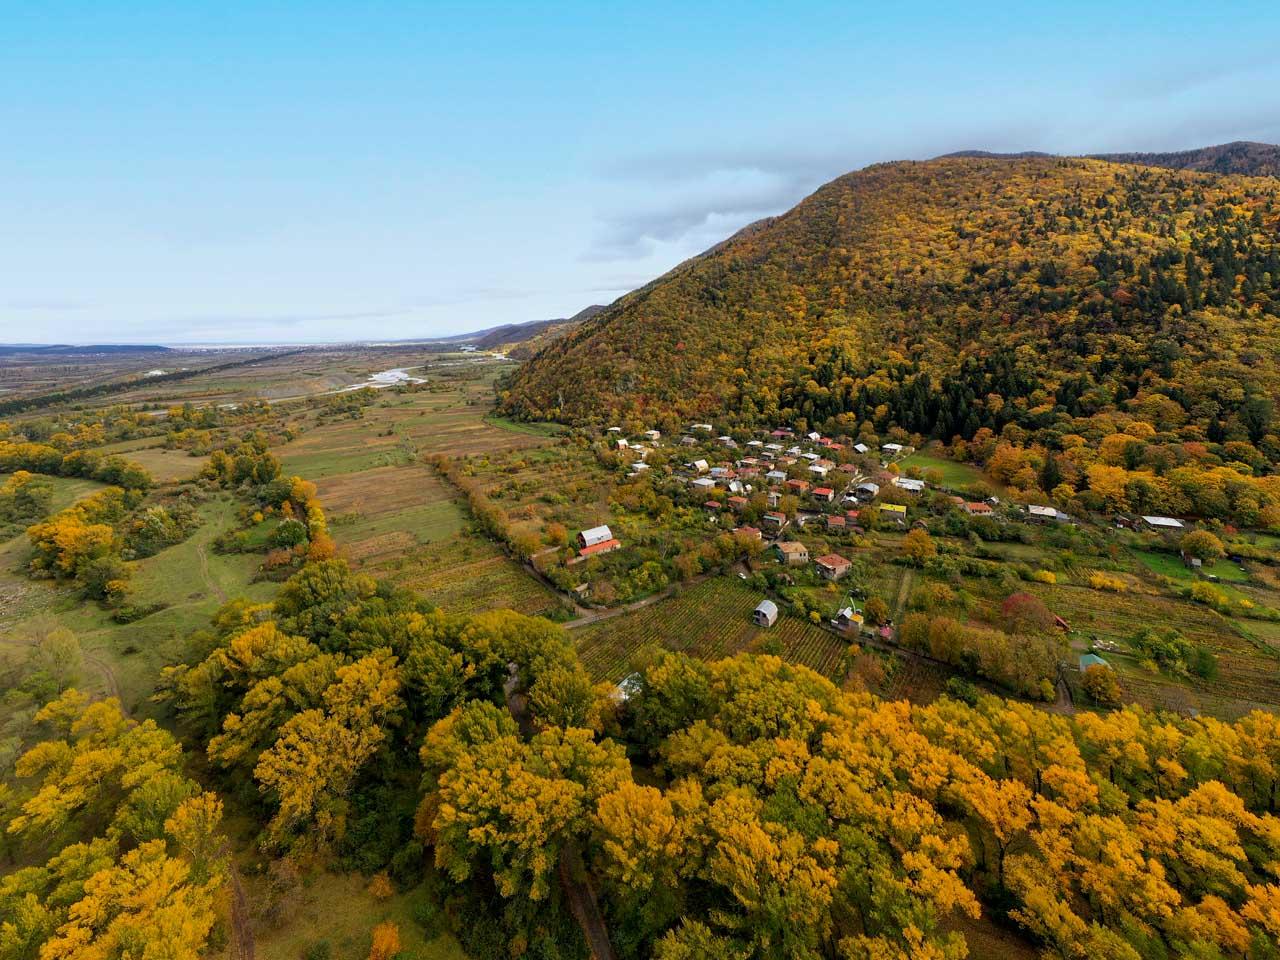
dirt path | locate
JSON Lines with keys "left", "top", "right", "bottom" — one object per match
{"left": 197, "top": 542, "right": 228, "bottom": 604}
{"left": 82, "top": 650, "right": 121, "bottom": 701}
{"left": 892, "top": 568, "right": 916, "bottom": 620}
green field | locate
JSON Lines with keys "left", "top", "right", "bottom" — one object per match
{"left": 899, "top": 451, "right": 985, "bottom": 489}
{"left": 0, "top": 494, "right": 275, "bottom": 713}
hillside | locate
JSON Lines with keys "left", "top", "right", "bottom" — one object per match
{"left": 501, "top": 153, "right": 1280, "bottom": 465}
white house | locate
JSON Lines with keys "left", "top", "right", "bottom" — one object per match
{"left": 691, "top": 459, "right": 709, "bottom": 473}
{"left": 882, "top": 442, "right": 905, "bottom": 455}
{"left": 1027, "top": 504, "right": 1069, "bottom": 523}
{"left": 1142, "top": 515, "right": 1185, "bottom": 531}
{"left": 853, "top": 443, "right": 870, "bottom": 455}
{"left": 893, "top": 476, "right": 925, "bottom": 494}
{"left": 746, "top": 439, "right": 764, "bottom": 449}
{"left": 691, "top": 477, "right": 716, "bottom": 492}
{"left": 692, "top": 423, "right": 714, "bottom": 432}
{"left": 643, "top": 429, "right": 661, "bottom": 442}
{"left": 807, "top": 431, "right": 822, "bottom": 442}
{"left": 765, "top": 470, "right": 788, "bottom": 484}
{"left": 808, "top": 464, "right": 830, "bottom": 478}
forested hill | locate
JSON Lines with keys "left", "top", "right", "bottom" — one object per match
{"left": 500, "top": 153, "right": 1280, "bottom": 455}
{"left": 942, "top": 142, "right": 1280, "bottom": 176}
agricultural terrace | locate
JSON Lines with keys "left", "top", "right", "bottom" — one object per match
{"left": 573, "top": 577, "right": 848, "bottom": 681}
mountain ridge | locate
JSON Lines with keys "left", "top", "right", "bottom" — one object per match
{"left": 501, "top": 146, "right": 1280, "bottom": 467}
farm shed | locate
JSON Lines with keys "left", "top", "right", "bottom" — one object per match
{"left": 578, "top": 525, "right": 614, "bottom": 549}
{"left": 1142, "top": 515, "right": 1185, "bottom": 531}
{"left": 753, "top": 599, "right": 779, "bottom": 627}
{"left": 1079, "top": 653, "right": 1111, "bottom": 671}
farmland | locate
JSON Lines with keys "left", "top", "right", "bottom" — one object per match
{"left": 573, "top": 577, "right": 849, "bottom": 681}
{"left": 273, "top": 362, "right": 564, "bottom": 614}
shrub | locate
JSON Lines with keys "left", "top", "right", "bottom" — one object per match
{"left": 1089, "top": 572, "right": 1128, "bottom": 592}
{"left": 1031, "top": 569, "right": 1057, "bottom": 584}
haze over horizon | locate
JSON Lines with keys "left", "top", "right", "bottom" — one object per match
{"left": 5, "top": 0, "right": 1280, "bottom": 345}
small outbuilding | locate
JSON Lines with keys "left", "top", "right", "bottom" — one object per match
{"left": 753, "top": 599, "right": 779, "bottom": 627}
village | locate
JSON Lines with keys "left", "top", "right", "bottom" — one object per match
{"left": 537, "top": 417, "right": 1280, "bottom": 716}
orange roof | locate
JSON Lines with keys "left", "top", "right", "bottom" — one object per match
{"left": 812, "top": 487, "right": 834, "bottom": 496}
{"left": 578, "top": 538, "right": 621, "bottom": 557}
{"left": 815, "top": 553, "right": 851, "bottom": 567}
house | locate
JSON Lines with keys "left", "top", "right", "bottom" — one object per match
{"left": 879, "top": 503, "right": 908, "bottom": 526}
{"left": 1027, "top": 504, "right": 1069, "bottom": 523}
{"left": 691, "top": 459, "right": 709, "bottom": 473}
{"left": 607, "top": 426, "right": 622, "bottom": 434}
{"left": 767, "top": 492, "right": 782, "bottom": 509}
{"left": 815, "top": 553, "right": 852, "bottom": 580}
{"left": 808, "top": 464, "right": 830, "bottom": 479}
{"left": 807, "top": 431, "right": 822, "bottom": 442}
{"left": 727, "top": 495, "right": 749, "bottom": 511}
{"left": 765, "top": 442, "right": 784, "bottom": 453}
{"left": 839, "top": 463, "right": 859, "bottom": 474}
{"left": 615, "top": 438, "right": 629, "bottom": 449}
{"left": 753, "top": 599, "right": 779, "bottom": 627}
{"left": 801, "top": 452, "right": 821, "bottom": 462}
{"left": 795, "top": 511, "right": 819, "bottom": 528}
{"left": 893, "top": 476, "right": 925, "bottom": 494}
{"left": 578, "top": 525, "right": 615, "bottom": 549}
{"left": 1142, "top": 515, "right": 1185, "bottom": 532}
{"left": 691, "top": 477, "right": 716, "bottom": 493}
{"left": 765, "top": 470, "right": 788, "bottom": 484}
{"left": 643, "top": 429, "right": 661, "bottom": 441}
{"left": 785, "top": 479, "right": 810, "bottom": 494}
{"left": 746, "top": 439, "right": 764, "bottom": 449}
{"left": 812, "top": 486, "right": 835, "bottom": 503}
{"left": 882, "top": 442, "right": 905, "bottom": 455}
{"left": 703, "top": 500, "right": 722, "bottom": 512}
{"left": 835, "top": 607, "right": 864, "bottom": 631}
{"left": 854, "top": 481, "right": 880, "bottom": 502}
{"left": 825, "top": 514, "right": 846, "bottom": 531}
{"left": 710, "top": 466, "right": 733, "bottom": 479}
{"left": 718, "top": 435, "right": 735, "bottom": 445}
{"left": 629, "top": 463, "right": 650, "bottom": 475}
{"left": 774, "top": 541, "right": 809, "bottom": 565}
{"left": 735, "top": 525, "right": 762, "bottom": 541}
{"left": 1079, "top": 653, "right": 1110, "bottom": 671}
{"left": 763, "top": 511, "right": 788, "bottom": 529}
{"left": 964, "top": 501, "right": 993, "bottom": 516}
{"left": 692, "top": 423, "right": 713, "bottom": 432}
{"left": 853, "top": 443, "right": 870, "bottom": 455}
{"left": 681, "top": 436, "right": 697, "bottom": 446}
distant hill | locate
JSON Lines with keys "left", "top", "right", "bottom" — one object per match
{"left": 941, "top": 141, "right": 1280, "bottom": 177}
{"left": 0, "top": 343, "right": 172, "bottom": 355}
{"left": 501, "top": 147, "right": 1280, "bottom": 462}
{"left": 424, "top": 305, "right": 608, "bottom": 356}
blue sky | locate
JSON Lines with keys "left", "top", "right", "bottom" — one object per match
{"left": 4, "top": 1, "right": 1279, "bottom": 344}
